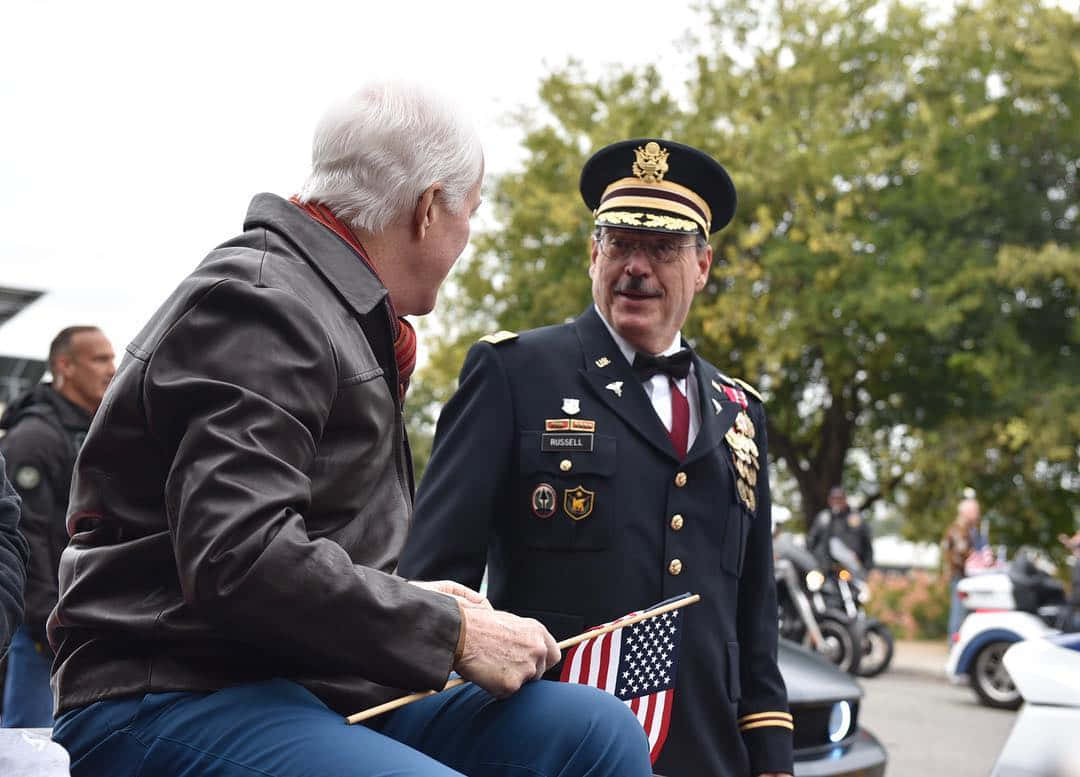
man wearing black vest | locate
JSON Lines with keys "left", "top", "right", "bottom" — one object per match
{"left": 401, "top": 139, "right": 794, "bottom": 777}
{"left": 0, "top": 326, "right": 114, "bottom": 727}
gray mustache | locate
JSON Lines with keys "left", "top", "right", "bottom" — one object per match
{"left": 614, "top": 276, "right": 662, "bottom": 296}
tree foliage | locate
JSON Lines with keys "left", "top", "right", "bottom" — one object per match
{"left": 409, "top": 0, "right": 1080, "bottom": 552}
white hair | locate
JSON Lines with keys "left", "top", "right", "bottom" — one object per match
{"left": 298, "top": 81, "right": 483, "bottom": 232}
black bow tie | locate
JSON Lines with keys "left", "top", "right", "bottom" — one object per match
{"left": 632, "top": 349, "right": 692, "bottom": 381}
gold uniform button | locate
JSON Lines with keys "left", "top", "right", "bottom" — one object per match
{"left": 674, "top": 472, "right": 688, "bottom": 487}
{"left": 670, "top": 514, "right": 684, "bottom": 531}
{"left": 668, "top": 559, "right": 683, "bottom": 576}
{"left": 560, "top": 459, "right": 572, "bottom": 472}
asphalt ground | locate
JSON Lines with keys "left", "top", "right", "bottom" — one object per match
{"left": 859, "top": 640, "right": 1018, "bottom": 777}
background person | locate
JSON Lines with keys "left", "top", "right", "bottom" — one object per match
{"left": 48, "top": 82, "right": 652, "bottom": 777}
{"left": 401, "top": 138, "right": 794, "bottom": 777}
{"left": 942, "top": 492, "right": 987, "bottom": 640}
{"left": 0, "top": 326, "right": 114, "bottom": 728}
{"left": 807, "top": 485, "right": 874, "bottom": 571}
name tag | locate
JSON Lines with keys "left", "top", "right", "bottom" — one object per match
{"left": 541, "top": 433, "right": 594, "bottom": 452}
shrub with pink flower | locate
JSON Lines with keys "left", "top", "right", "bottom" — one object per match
{"left": 865, "top": 569, "right": 950, "bottom": 640}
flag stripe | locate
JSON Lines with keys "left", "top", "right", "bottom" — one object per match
{"left": 562, "top": 641, "right": 583, "bottom": 684}
{"left": 579, "top": 637, "right": 594, "bottom": 688}
{"left": 595, "top": 631, "right": 614, "bottom": 693}
{"left": 586, "top": 631, "right": 605, "bottom": 688}
{"left": 635, "top": 694, "right": 649, "bottom": 729}
{"left": 652, "top": 690, "right": 674, "bottom": 763}
{"left": 643, "top": 691, "right": 659, "bottom": 750}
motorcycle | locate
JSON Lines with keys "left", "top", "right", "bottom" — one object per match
{"left": 946, "top": 547, "right": 1078, "bottom": 709}
{"left": 774, "top": 533, "right": 863, "bottom": 674}
{"left": 821, "top": 537, "right": 895, "bottom": 678}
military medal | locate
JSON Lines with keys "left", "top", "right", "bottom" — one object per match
{"left": 724, "top": 409, "right": 759, "bottom": 512}
{"left": 736, "top": 479, "right": 757, "bottom": 512}
{"left": 734, "top": 458, "right": 757, "bottom": 487}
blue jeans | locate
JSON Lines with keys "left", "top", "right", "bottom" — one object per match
{"left": 52, "top": 678, "right": 652, "bottom": 777}
{"left": 2, "top": 625, "right": 54, "bottom": 728}
{"left": 947, "top": 577, "right": 968, "bottom": 642}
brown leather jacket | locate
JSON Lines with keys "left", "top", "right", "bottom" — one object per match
{"left": 49, "top": 194, "right": 461, "bottom": 716}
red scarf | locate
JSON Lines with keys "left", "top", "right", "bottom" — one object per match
{"left": 289, "top": 197, "right": 417, "bottom": 400}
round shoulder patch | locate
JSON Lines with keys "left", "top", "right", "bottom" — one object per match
{"left": 14, "top": 465, "right": 42, "bottom": 491}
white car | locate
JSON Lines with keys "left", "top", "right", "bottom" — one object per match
{"left": 990, "top": 633, "right": 1080, "bottom": 776}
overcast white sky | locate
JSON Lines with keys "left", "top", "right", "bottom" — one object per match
{"left": 0, "top": 0, "right": 703, "bottom": 362}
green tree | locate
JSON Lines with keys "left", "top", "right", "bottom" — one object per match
{"left": 410, "top": 0, "right": 1080, "bottom": 550}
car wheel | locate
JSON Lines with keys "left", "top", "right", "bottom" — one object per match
{"left": 971, "top": 641, "right": 1022, "bottom": 709}
{"left": 819, "top": 616, "right": 862, "bottom": 674}
{"left": 855, "top": 620, "right": 894, "bottom": 678}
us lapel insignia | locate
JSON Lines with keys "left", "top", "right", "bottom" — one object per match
{"left": 563, "top": 485, "right": 595, "bottom": 521}
{"left": 711, "top": 397, "right": 724, "bottom": 415}
{"left": 605, "top": 381, "right": 623, "bottom": 397}
{"left": 562, "top": 398, "right": 581, "bottom": 415}
{"left": 595, "top": 356, "right": 611, "bottom": 368}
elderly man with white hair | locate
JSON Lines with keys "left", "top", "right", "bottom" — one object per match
{"left": 47, "top": 83, "right": 653, "bottom": 777}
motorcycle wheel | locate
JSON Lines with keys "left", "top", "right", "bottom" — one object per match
{"left": 855, "top": 619, "right": 894, "bottom": 678}
{"left": 819, "top": 616, "right": 862, "bottom": 674}
{"left": 971, "top": 641, "right": 1022, "bottom": 710}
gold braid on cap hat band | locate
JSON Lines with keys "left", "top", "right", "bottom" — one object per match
{"left": 595, "top": 211, "right": 700, "bottom": 232}
{"left": 595, "top": 177, "right": 712, "bottom": 234}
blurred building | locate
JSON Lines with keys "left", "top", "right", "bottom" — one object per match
{"left": 0, "top": 286, "right": 47, "bottom": 409}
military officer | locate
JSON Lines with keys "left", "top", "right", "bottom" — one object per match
{"left": 400, "top": 139, "right": 794, "bottom": 777}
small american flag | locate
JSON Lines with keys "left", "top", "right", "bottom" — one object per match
{"left": 965, "top": 546, "right": 1003, "bottom": 575}
{"left": 559, "top": 599, "right": 686, "bottom": 763}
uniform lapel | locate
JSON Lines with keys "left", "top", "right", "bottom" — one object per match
{"left": 573, "top": 308, "right": 680, "bottom": 461}
{"left": 683, "top": 354, "right": 741, "bottom": 469}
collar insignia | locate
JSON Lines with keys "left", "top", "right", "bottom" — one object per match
{"left": 605, "top": 381, "right": 623, "bottom": 397}
{"left": 595, "top": 356, "right": 612, "bottom": 368}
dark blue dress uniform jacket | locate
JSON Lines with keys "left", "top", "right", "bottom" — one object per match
{"left": 400, "top": 306, "right": 793, "bottom": 777}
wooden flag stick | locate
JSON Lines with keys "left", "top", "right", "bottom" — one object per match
{"left": 345, "top": 593, "right": 700, "bottom": 725}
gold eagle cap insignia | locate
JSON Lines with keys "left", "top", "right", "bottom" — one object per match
{"left": 633, "top": 141, "right": 669, "bottom": 183}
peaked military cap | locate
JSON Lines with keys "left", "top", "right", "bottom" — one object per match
{"left": 580, "top": 138, "right": 736, "bottom": 236}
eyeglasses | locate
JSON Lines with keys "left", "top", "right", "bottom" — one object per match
{"left": 596, "top": 232, "right": 700, "bottom": 264}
